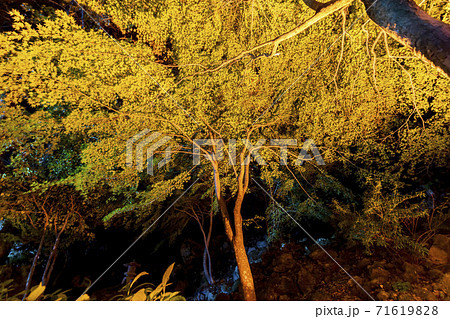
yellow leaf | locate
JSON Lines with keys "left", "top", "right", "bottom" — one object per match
{"left": 76, "top": 294, "right": 90, "bottom": 301}
{"left": 26, "top": 283, "right": 45, "bottom": 301}
{"left": 161, "top": 263, "right": 174, "bottom": 289}
{"left": 149, "top": 285, "right": 163, "bottom": 300}
{"left": 131, "top": 288, "right": 147, "bottom": 301}
{"left": 128, "top": 271, "right": 149, "bottom": 294}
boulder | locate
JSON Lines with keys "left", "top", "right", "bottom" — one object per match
{"left": 273, "top": 275, "right": 298, "bottom": 295}
{"left": 428, "top": 234, "right": 450, "bottom": 265}
{"left": 377, "top": 291, "right": 390, "bottom": 301}
{"left": 357, "top": 258, "right": 371, "bottom": 269}
{"left": 429, "top": 246, "right": 448, "bottom": 265}
{"left": 297, "top": 268, "right": 317, "bottom": 294}
{"left": 273, "top": 252, "right": 296, "bottom": 273}
{"left": 413, "top": 287, "right": 437, "bottom": 301}
{"left": 398, "top": 292, "right": 416, "bottom": 301}
{"left": 441, "top": 273, "right": 450, "bottom": 294}
{"left": 428, "top": 269, "right": 444, "bottom": 280}
{"left": 369, "top": 267, "right": 390, "bottom": 280}
{"left": 403, "top": 262, "right": 424, "bottom": 282}
{"left": 309, "top": 248, "right": 337, "bottom": 262}
{"left": 433, "top": 234, "right": 450, "bottom": 252}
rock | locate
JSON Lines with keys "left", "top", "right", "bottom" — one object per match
{"left": 433, "top": 234, "right": 450, "bottom": 252}
{"left": 279, "top": 294, "right": 290, "bottom": 301}
{"left": 428, "top": 234, "right": 450, "bottom": 265}
{"left": 256, "top": 240, "right": 268, "bottom": 249}
{"left": 274, "top": 275, "right": 298, "bottom": 295}
{"left": 247, "top": 247, "right": 262, "bottom": 264}
{"left": 233, "top": 266, "right": 239, "bottom": 281}
{"left": 368, "top": 266, "right": 391, "bottom": 289}
{"left": 373, "top": 260, "right": 387, "bottom": 268}
{"left": 385, "top": 263, "right": 395, "bottom": 270}
{"left": 232, "top": 266, "right": 239, "bottom": 281}
{"left": 347, "top": 276, "right": 364, "bottom": 288}
{"left": 403, "top": 262, "right": 424, "bottom": 282}
{"left": 404, "top": 262, "right": 424, "bottom": 274}
{"left": 369, "top": 267, "right": 390, "bottom": 281}
{"left": 369, "top": 278, "right": 388, "bottom": 290}
{"left": 312, "top": 291, "right": 333, "bottom": 300}
{"left": 441, "top": 273, "right": 450, "bottom": 294}
{"left": 194, "top": 289, "right": 215, "bottom": 301}
{"left": 266, "top": 274, "right": 298, "bottom": 298}
{"left": 429, "top": 246, "right": 448, "bottom": 265}
{"left": 429, "top": 269, "right": 444, "bottom": 280}
{"left": 413, "top": 287, "right": 437, "bottom": 301}
{"left": 273, "top": 252, "right": 296, "bottom": 273}
{"left": 310, "top": 249, "right": 337, "bottom": 262}
{"left": 347, "top": 276, "right": 369, "bottom": 299}
{"left": 398, "top": 292, "right": 416, "bottom": 301}
{"left": 377, "top": 291, "right": 390, "bottom": 301}
{"left": 357, "top": 258, "right": 371, "bottom": 269}
{"left": 297, "top": 268, "right": 317, "bottom": 294}
{"left": 317, "top": 238, "right": 331, "bottom": 246}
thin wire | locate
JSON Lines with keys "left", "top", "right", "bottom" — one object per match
{"left": 253, "top": 177, "right": 376, "bottom": 301}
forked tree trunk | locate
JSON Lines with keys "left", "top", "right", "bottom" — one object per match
{"left": 212, "top": 159, "right": 256, "bottom": 300}
{"left": 360, "top": 0, "right": 450, "bottom": 76}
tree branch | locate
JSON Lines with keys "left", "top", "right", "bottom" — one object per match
{"left": 167, "top": 0, "right": 353, "bottom": 89}
{"left": 360, "top": 0, "right": 450, "bottom": 77}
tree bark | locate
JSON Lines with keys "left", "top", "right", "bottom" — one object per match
{"left": 41, "top": 233, "right": 60, "bottom": 286}
{"left": 194, "top": 210, "right": 214, "bottom": 285}
{"left": 232, "top": 188, "right": 257, "bottom": 301}
{"left": 360, "top": 0, "right": 450, "bottom": 76}
{"left": 41, "top": 213, "right": 70, "bottom": 286}
{"left": 212, "top": 159, "right": 256, "bottom": 300}
{"left": 23, "top": 227, "right": 46, "bottom": 300}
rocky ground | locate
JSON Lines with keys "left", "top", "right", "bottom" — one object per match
{"left": 3, "top": 233, "right": 448, "bottom": 301}
{"left": 201, "top": 234, "right": 450, "bottom": 301}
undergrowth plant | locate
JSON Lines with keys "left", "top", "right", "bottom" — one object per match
{"left": 111, "top": 263, "right": 185, "bottom": 301}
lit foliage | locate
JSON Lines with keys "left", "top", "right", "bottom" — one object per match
{"left": 112, "top": 263, "right": 185, "bottom": 301}
{"left": 0, "top": 0, "right": 448, "bottom": 256}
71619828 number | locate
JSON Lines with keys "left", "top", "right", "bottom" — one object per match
{"left": 376, "top": 306, "right": 438, "bottom": 316}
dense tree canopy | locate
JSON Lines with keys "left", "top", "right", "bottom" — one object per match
{"left": 0, "top": 0, "right": 449, "bottom": 301}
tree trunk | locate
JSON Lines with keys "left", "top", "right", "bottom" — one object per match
{"left": 195, "top": 212, "right": 214, "bottom": 285}
{"left": 232, "top": 175, "right": 256, "bottom": 301}
{"left": 360, "top": 0, "right": 450, "bottom": 76}
{"left": 23, "top": 228, "right": 46, "bottom": 300}
{"left": 41, "top": 234, "right": 60, "bottom": 286}
{"left": 212, "top": 160, "right": 256, "bottom": 300}
{"left": 41, "top": 213, "right": 70, "bottom": 286}
{"left": 202, "top": 208, "right": 214, "bottom": 285}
